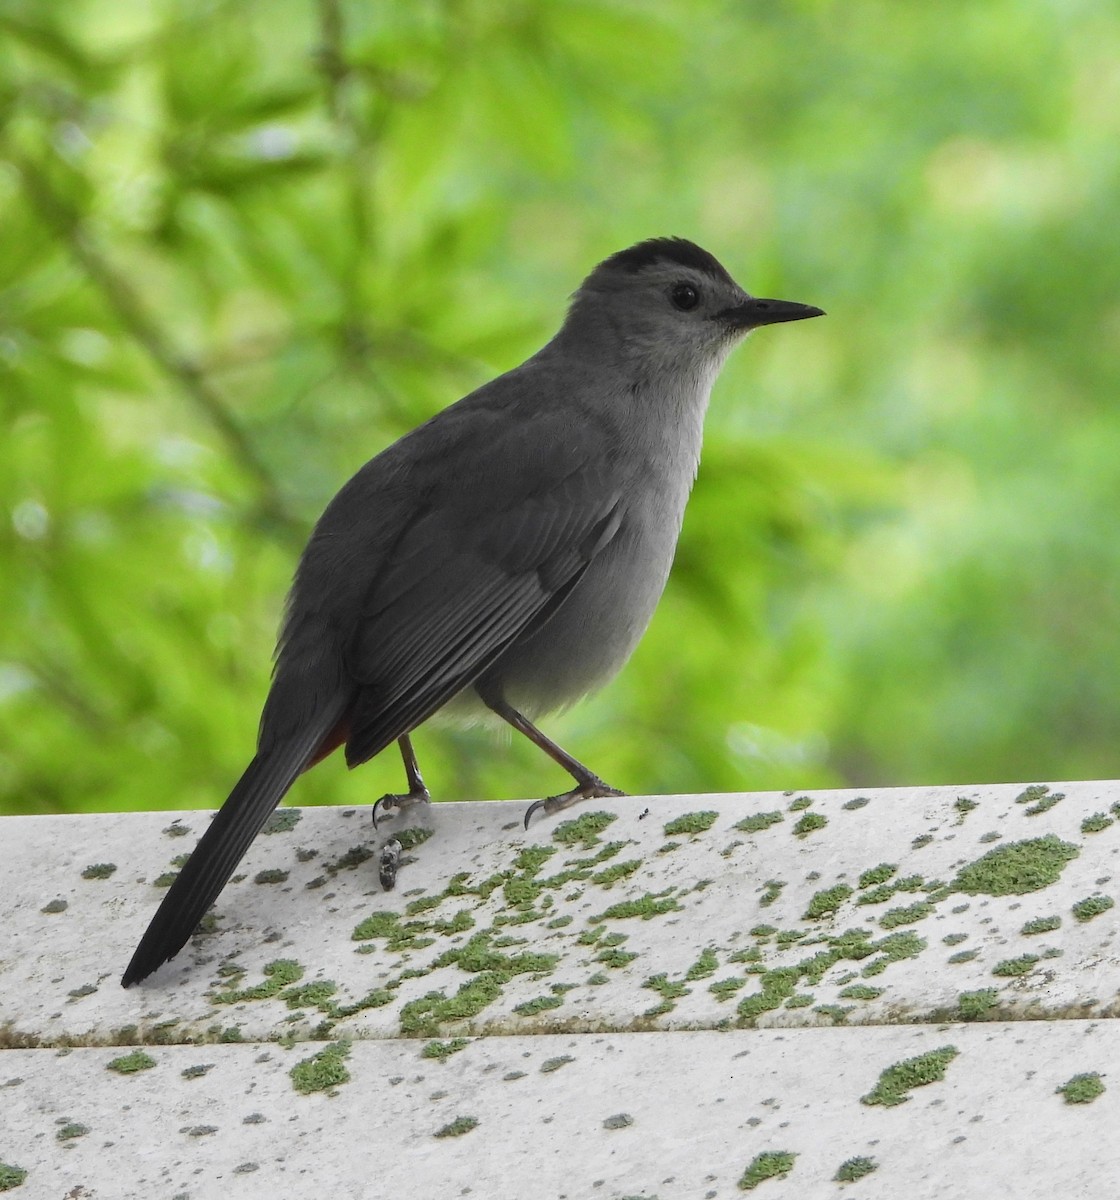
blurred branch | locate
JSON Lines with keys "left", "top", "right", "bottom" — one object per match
{"left": 10, "top": 150, "right": 303, "bottom": 542}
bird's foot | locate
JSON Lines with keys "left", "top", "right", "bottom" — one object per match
{"left": 372, "top": 784, "right": 431, "bottom": 830}
{"left": 523, "top": 778, "right": 626, "bottom": 829}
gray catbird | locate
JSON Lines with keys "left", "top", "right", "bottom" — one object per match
{"left": 121, "top": 237, "right": 823, "bottom": 986}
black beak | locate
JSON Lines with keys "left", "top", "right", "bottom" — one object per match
{"left": 716, "top": 297, "right": 825, "bottom": 329}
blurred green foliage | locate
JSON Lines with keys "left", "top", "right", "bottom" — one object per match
{"left": 3, "top": 0, "right": 1119, "bottom": 817}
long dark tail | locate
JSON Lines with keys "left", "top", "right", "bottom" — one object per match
{"left": 122, "top": 734, "right": 324, "bottom": 987}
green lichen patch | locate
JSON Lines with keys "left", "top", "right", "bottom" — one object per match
{"left": 56, "top": 1122, "right": 90, "bottom": 1141}
{"left": 81, "top": 862, "right": 116, "bottom": 880}
{"left": 420, "top": 1038, "right": 470, "bottom": 1061}
{"left": 152, "top": 872, "right": 178, "bottom": 888}
{"left": 1021, "top": 915, "right": 1061, "bottom": 935}
{"left": 804, "top": 884, "right": 853, "bottom": 920}
{"left": 786, "top": 993, "right": 814, "bottom": 1008}
{"left": 860, "top": 931, "right": 926, "bottom": 977}
{"left": 324, "top": 845, "right": 375, "bottom": 874}
{"left": 861, "top": 1046, "right": 959, "bottom": 1107}
{"left": 943, "top": 933, "right": 968, "bottom": 945}
{"left": 709, "top": 977, "right": 748, "bottom": 1001}
{"left": 540, "top": 1055, "right": 574, "bottom": 1073}
{"left": 834, "top": 1156, "right": 877, "bottom": 1183}
{"left": 734, "top": 811, "right": 783, "bottom": 833}
{"left": 911, "top": 833, "right": 934, "bottom": 849}
{"left": 602, "top": 1113, "right": 634, "bottom": 1130}
{"left": 859, "top": 863, "right": 897, "bottom": 888}
{"left": 759, "top": 879, "right": 785, "bottom": 908}
{"left": 957, "top": 988, "right": 999, "bottom": 1020}
{"left": 788, "top": 796, "right": 813, "bottom": 811}
{"left": 953, "top": 797, "right": 978, "bottom": 822}
{"left": 263, "top": 809, "right": 301, "bottom": 834}
{"left": 212, "top": 959, "right": 303, "bottom": 1004}
{"left": 814, "top": 1004, "right": 853, "bottom": 1023}
{"left": 842, "top": 796, "right": 870, "bottom": 811}
{"left": 396, "top": 826, "right": 434, "bottom": 850}
{"left": 839, "top": 984, "right": 883, "bottom": 1001}
{"left": 992, "top": 954, "right": 1039, "bottom": 977}
{"left": 879, "top": 901, "right": 934, "bottom": 929}
{"left": 951, "top": 836, "right": 1079, "bottom": 896}
{"left": 685, "top": 948, "right": 719, "bottom": 980}
{"left": 948, "top": 950, "right": 979, "bottom": 964}
{"left": 0, "top": 1163, "right": 28, "bottom": 1191}
{"left": 738, "top": 1150, "right": 797, "bottom": 1191}
{"left": 593, "top": 891, "right": 681, "bottom": 922}
{"left": 1080, "top": 813, "right": 1114, "bottom": 834}
{"left": 551, "top": 812, "right": 617, "bottom": 848}
{"left": 1057, "top": 1072, "right": 1105, "bottom": 1104}
{"left": 1072, "top": 895, "right": 1114, "bottom": 922}
{"left": 290, "top": 1041, "right": 350, "bottom": 1094}
{"left": 737, "top": 968, "right": 800, "bottom": 1020}
{"left": 106, "top": 1050, "right": 156, "bottom": 1075}
{"left": 591, "top": 859, "right": 642, "bottom": 888}
{"left": 1016, "top": 785, "right": 1065, "bottom": 816}
{"left": 399, "top": 974, "right": 505, "bottom": 1036}
{"left": 663, "top": 810, "right": 719, "bottom": 836}
{"left": 434, "top": 1115, "right": 478, "bottom": 1138}
{"left": 514, "top": 995, "right": 564, "bottom": 1016}
{"left": 856, "top": 884, "right": 895, "bottom": 906}
{"left": 181, "top": 1064, "right": 214, "bottom": 1079}
{"left": 793, "top": 812, "right": 827, "bottom": 838}
{"left": 254, "top": 868, "right": 288, "bottom": 885}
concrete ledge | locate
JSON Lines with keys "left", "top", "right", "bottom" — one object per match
{"left": 2, "top": 780, "right": 1119, "bottom": 1196}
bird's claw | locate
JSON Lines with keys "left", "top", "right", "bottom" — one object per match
{"left": 372, "top": 786, "right": 431, "bottom": 830}
{"left": 523, "top": 780, "right": 626, "bottom": 829}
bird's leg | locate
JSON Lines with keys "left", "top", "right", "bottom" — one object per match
{"left": 371, "top": 734, "right": 431, "bottom": 828}
{"left": 486, "top": 698, "right": 625, "bottom": 828}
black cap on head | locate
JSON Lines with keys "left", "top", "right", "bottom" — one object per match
{"left": 599, "top": 237, "right": 736, "bottom": 288}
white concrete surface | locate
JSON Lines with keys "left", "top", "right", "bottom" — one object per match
{"left": 2, "top": 781, "right": 1119, "bottom": 1196}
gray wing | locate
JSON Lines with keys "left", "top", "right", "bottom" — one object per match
{"left": 342, "top": 428, "right": 624, "bottom": 764}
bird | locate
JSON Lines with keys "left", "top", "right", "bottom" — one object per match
{"left": 121, "top": 236, "right": 823, "bottom": 986}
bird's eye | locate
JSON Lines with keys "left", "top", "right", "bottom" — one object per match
{"left": 669, "top": 283, "right": 700, "bottom": 311}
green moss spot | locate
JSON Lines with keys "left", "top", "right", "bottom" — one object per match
{"left": 254, "top": 868, "right": 288, "bottom": 885}
{"left": 1080, "top": 812, "right": 1114, "bottom": 834}
{"left": 750, "top": 924, "right": 777, "bottom": 938}
{"left": 658, "top": 841, "right": 682, "bottom": 854}
{"left": 839, "top": 984, "right": 882, "bottom": 1000}
{"left": 513, "top": 995, "right": 564, "bottom": 1016}
{"left": 552, "top": 812, "right": 616, "bottom": 848}
{"left": 212, "top": 959, "right": 303, "bottom": 1004}
{"left": 879, "top": 901, "right": 934, "bottom": 929}
{"left": 0, "top": 1164, "right": 29, "bottom": 1191}
{"left": 788, "top": 796, "right": 813, "bottom": 811}
{"left": 587, "top": 971, "right": 609, "bottom": 985}
{"left": 1057, "top": 1072, "right": 1105, "bottom": 1104}
{"left": 953, "top": 797, "right": 978, "bottom": 822}
{"left": 737, "top": 968, "right": 800, "bottom": 1020}
{"left": 593, "top": 892, "right": 681, "bottom": 922}
{"left": 81, "top": 863, "right": 116, "bottom": 880}
{"left": 859, "top": 863, "right": 897, "bottom": 888}
{"left": 842, "top": 796, "right": 870, "bottom": 811}
{"left": 685, "top": 948, "right": 719, "bottom": 980}
{"left": 709, "top": 977, "right": 747, "bottom": 1001}
{"left": 952, "top": 836, "right": 1079, "bottom": 896}
{"left": 290, "top": 1041, "right": 350, "bottom": 1094}
{"left": 392, "top": 826, "right": 431, "bottom": 850}
{"left": 856, "top": 884, "right": 895, "bottom": 906}
{"left": 861, "top": 931, "right": 926, "bottom": 976}
{"left": 1072, "top": 895, "right": 1115, "bottom": 922}
{"left": 1021, "top": 915, "right": 1061, "bottom": 935}
{"left": 263, "top": 809, "right": 301, "bottom": 834}
{"left": 758, "top": 879, "right": 785, "bottom": 908}
{"left": 775, "top": 929, "right": 807, "bottom": 947}
{"left": 434, "top": 1116, "right": 478, "bottom": 1138}
{"left": 591, "top": 859, "right": 642, "bottom": 887}
{"left": 912, "top": 833, "right": 934, "bottom": 848}
{"left": 106, "top": 1050, "right": 155, "bottom": 1075}
{"left": 834, "top": 1156, "right": 877, "bottom": 1183}
{"left": 734, "top": 811, "right": 783, "bottom": 833}
{"left": 793, "top": 813, "right": 827, "bottom": 838}
{"left": 992, "top": 953, "right": 1039, "bottom": 977}
{"left": 663, "top": 811, "right": 719, "bottom": 836}
{"left": 948, "top": 950, "right": 979, "bottom": 964}
{"left": 325, "top": 845, "right": 374, "bottom": 874}
{"left": 786, "top": 994, "right": 814, "bottom": 1008}
{"left": 738, "top": 1150, "right": 796, "bottom": 1190}
{"left": 152, "top": 872, "right": 178, "bottom": 888}
{"left": 814, "top": 1004, "right": 853, "bottom": 1023}
{"left": 957, "top": 988, "right": 999, "bottom": 1020}
{"left": 804, "top": 884, "right": 853, "bottom": 920}
{"left": 861, "top": 1046, "right": 959, "bottom": 1107}
{"left": 181, "top": 1064, "right": 213, "bottom": 1079}
{"left": 540, "top": 1055, "right": 574, "bottom": 1073}
{"left": 729, "top": 946, "right": 764, "bottom": 963}
{"left": 56, "top": 1122, "right": 89, "bottom": 1141}
{"left": 421, "top": 1038, "right": 469, "bottom": 1061}
{"left": 943, "top": 932, "right": 968, "bottom": 946}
